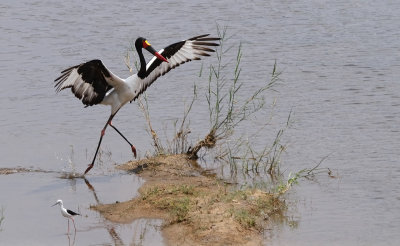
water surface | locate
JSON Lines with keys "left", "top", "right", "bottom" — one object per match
{"left": 1, "top": 0, "right": 399, "bottom": 245}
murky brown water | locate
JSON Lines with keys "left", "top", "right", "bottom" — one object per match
{"left": 1, "top": 0, "right": 400, "bottom": 245}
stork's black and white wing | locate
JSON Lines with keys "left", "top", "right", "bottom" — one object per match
{"left": 132, "top": 34, "right": 220, "bottom": 101}
{"left": 54, "top": 59, "right": 125, "bottom": 106}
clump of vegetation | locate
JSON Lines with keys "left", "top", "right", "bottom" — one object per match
{"left": 141, "top": 185, "right": 194, "bottom": 223}
{"left": 187, "top": 27, "right": 281, "bottom": 163}
{"left": 275, "top": 154, "right": 334, "bottom": 195}
{"left": 226, "top": 189, "right": 285, "bottom": 230}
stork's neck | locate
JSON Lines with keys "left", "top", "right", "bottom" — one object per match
{"left": 137, "top": 47, "right": 146, "bottom": 79}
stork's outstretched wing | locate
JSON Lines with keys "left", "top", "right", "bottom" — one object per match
{"left": 54, "top": 59, "right": 125, "bottom": 106}
{"left": 132, "top": 34, "right": 220, "bottom": 101}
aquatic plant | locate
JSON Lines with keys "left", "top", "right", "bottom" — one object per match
{"left": 188, "top": 27, "right": 280, "bottom": 159}
{"left": 275, "top": 155, "right": 333, "bottom": 195}
{"left": 185, "top": 25, "right": 287, "bottom": 178}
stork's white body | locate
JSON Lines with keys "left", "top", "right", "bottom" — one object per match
{"left": 100, "top": 74, "right": 139, "bottom": 115}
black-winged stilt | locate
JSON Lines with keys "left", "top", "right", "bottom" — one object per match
{"left": 54, "top": 34, "right": 220, "bottom": 174}
{"left": 52, "top": 199, "right": 80, "bottom": 234}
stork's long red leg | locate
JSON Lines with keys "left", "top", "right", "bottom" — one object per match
{"left": 109, "top": 123, "right": 137, "bottom": 158}
{"left": 84, "top": 114, "right": 115, "bottom": 174}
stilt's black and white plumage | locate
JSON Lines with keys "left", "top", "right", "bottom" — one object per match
{"left": 52, "top": 200, "right": 80, "bottom": 234}
{"left": 55, "top": 34, "right": 220, "bottom": 174}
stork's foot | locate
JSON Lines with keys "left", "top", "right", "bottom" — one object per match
{"left": 131, "top": 145, "right": 137, "bottom": 158}
{"left": 84, "top": 163, "right": 94, "bottom": 175}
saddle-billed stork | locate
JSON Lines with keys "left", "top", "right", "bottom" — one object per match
{"left": 55, "top": 34, "right": 220, "bottom": 174}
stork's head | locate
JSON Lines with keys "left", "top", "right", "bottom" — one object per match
{"left": 135, "top": 37, "right": 168, "bottom": 63}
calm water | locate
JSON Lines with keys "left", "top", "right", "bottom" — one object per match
{"left": 1, "top": 0, "right": 399, "bottom": 245}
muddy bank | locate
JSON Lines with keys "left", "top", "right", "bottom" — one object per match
{"left": 92, "top": 154, "right": 285, "bottom": 246}
{"left": 0, "top": 167, "right": 50, "bottom": 175}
